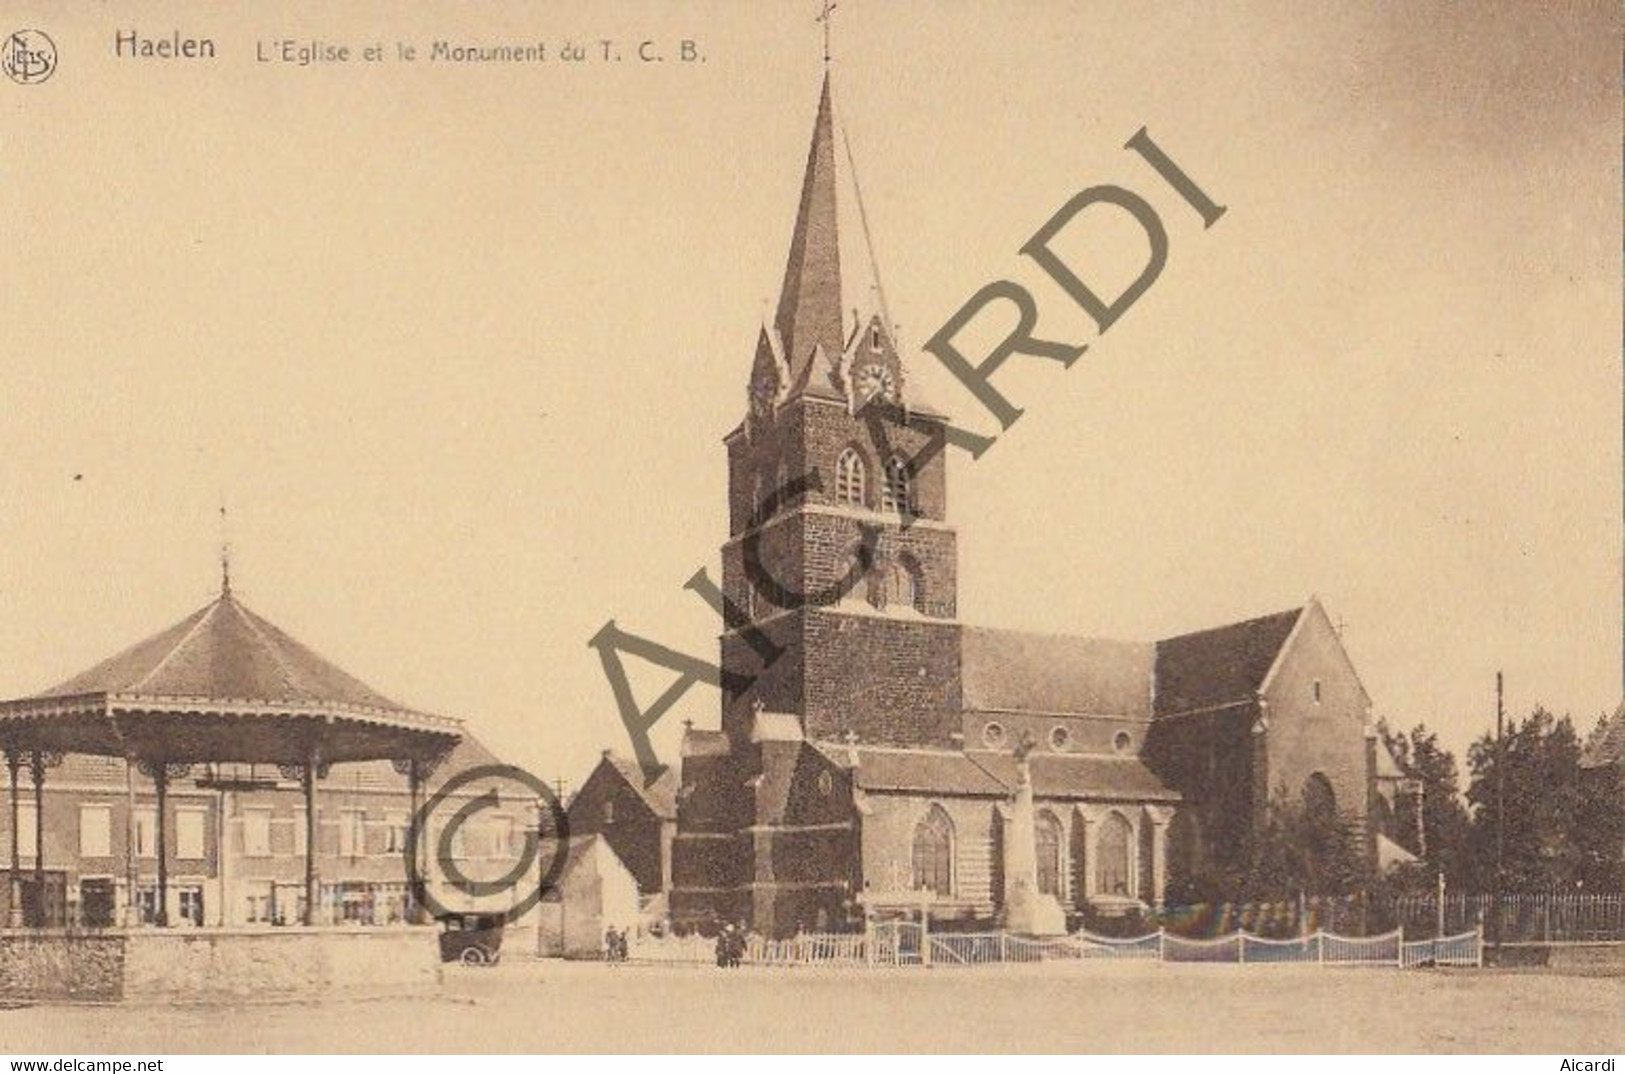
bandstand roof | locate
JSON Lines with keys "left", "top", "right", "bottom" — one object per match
{"left": 0, "top": 585, "right": 461, "bottom": 765}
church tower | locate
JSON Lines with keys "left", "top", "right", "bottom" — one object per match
{"left": 719, "top": 73, "right": 962, "bottom": 751}
{"left": 671, "top": 73, "right": 965, "bottom": 936}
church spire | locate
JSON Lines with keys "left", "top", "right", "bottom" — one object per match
{"left": 774, "top": 73, "right": 845, "bottom": 378}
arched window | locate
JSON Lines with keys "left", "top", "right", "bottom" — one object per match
{"left": 835, "top": 448, "right": 866, "bottom": 507}
{"left": 1303, "top": 772, "right": 1337, "bottom": 822}
{"left": 911, "top": 805, "right": 954, "bottom": 896}
{"left": 1036, "top": 811, "right": 1064, "bottom": 898}
{"left": 1096, "top": 812, "right": 1133, "bottom": 897}
{"left": 881, "top": 456, "right": 912, "bottom": 512}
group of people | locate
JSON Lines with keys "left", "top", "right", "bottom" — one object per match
{"left": 602, "top": 926, "right": 629, "bottom": 962}
{"left": 714, "top": 922, "right": 749, "bottom": 968}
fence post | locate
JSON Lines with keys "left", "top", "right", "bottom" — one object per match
{"left": 998, "top": 931, "right": 1007, "bottom": 964}
{"left": 1316, "top": 929, "right": 1325, "bottom": 965}
{"left": 920, "top": 913, "right": 932, "bottom": 968}
{"left": 1475, "top": 921, "right": 1484, "bottom": 968}
{"left": 1396, "top": 925, "right": 1403, "bottom": 968}
{"left": 1157, "top": 928, "right": 1166, "bottom": 962}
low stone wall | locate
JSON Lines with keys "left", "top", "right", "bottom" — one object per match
{"left": 0, "top": 927, "right": 443, "bottom": 1004}
{"left": 0, "top": 932, "right": 126, "bottom": 1002}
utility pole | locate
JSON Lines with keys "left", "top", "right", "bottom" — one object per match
{"left": 1493, "top": 670, "right": 1505, "bottom": 952}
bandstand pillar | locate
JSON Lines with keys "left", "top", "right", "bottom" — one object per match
{"left": 303, "top": 745, "right": 321, "bottom": 927}
{"left": 407, "top": 757, "right": 424, "bottom": 925}
{"left": 5, "top": 746, "right": 22, "bottom": 929}
{"left": 30, "top": 751, "right": 46, "bottom": 927}
{"left": 124, "top": 757, "right": 139, "bottom": 927}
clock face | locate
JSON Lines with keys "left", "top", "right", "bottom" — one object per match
{"left": 855, "top": 362, "right": 896, "bottom": 402}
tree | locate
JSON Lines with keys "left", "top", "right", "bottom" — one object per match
{"left": 1380, "top": 721, "right": 1472, "bottom": 883}
{"left": 1187, "top": 785, "right": 1369, "bottom": 904}
{"left": 1464, "top": 706, "right": 1620, "bottom": 891}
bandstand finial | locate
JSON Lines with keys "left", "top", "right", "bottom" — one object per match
{"left": 219, "top": 501, "right": 232, "bottom": 597}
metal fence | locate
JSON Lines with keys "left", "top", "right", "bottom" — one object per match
{"left": 1392, "top": 893, "right": 1625, "bottom": 944}
{"left": 629, "top": 922, "right": 1481, "bottom": 970}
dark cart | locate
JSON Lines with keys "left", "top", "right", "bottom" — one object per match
{"left": 437, "top": 912, "right": 507, "bottom": 966}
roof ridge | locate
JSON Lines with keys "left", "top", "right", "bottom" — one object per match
{"left": 228, "top": 598, "right": 309, "bottom": 698}
{"left": 128, "top": 600, "right": 219, "bottom": 694}
{"left": 1156, "top": 605, "right": 1304, "bottom": 646}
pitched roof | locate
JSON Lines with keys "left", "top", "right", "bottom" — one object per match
{"left": 1153, "top": 607, "right": 1304, "bottom": 716}
{"left": 961, "top": 628, "right": 1154, "bottom": 717}
{"left": 966, "top": 751, "right": 1180, "bottom": 803}
{"left": 841, "top": 747, "right": 1008, "bottom": 796}
{"left": 1581, "top": 705, "right": 1625, "bottom": 769}
{"left": 600, "top": 752, "right": 679, "bottom": 819}
{"left": 35, "top": 589, "right": 411, "bottom": 714}
{"left": 825, "top": 745, "right": 1177, "bottom": 803}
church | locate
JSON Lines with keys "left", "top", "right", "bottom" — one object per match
{"left": 668, "top": 74, "right": 1397, "bottom": 938}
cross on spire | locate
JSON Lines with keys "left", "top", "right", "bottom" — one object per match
{"left": 816, "top": 0, "right": 837, "bottom": 66}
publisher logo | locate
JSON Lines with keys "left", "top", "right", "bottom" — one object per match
{"left": 3, "top": 29, "right": 56, "bottom": 84}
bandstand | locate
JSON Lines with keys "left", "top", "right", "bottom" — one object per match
{"left": 0, "top": 572, "right": 462, "bottom": 930}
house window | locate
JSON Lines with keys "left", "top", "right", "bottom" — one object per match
{"left": 1097, "top": 812, "right": 1134, "bottom": 897}
{"left": 881, "top": 456, "right": 912, "bottom": 512}
{"left": 1113, "top": 731, "right": 1133, "bottom": 754}
{"left": 243, "top": 881, "right": 274, "bottom": 924}
{"left": 603, "top": 800, "right": 615, "bottom": 826}
{"left": 339, "top": 810, "right": 366, "bottom": 858}
{"left": 177, "top": 886, "right": 204, "bottom": 926}
{"left": 176, "top": 808, "right": 206, "bottom": 861}
{"left": 1036, "top": 811, "right": 1064, "bottom": 898}
{"left": 79, "top": 804, "right": 112, "bottom": 858}
{"left": 982, "top": 722, "right": 1006, "bottom": 749}
{"left": 384, "top": 813, "right": 409, "bottom": 854}
{"left": 243, "top": 809, "right": 272, "bottom": 858}
{"left": 911, "top": 805, "right": 954, "bottom": 896}
{"left": 835, "top": 448, "right": 866, "bottom": 506}
{"left": 1049, "top": 725, "right": 1071, "bottom": 752}
{"left": 491, "top": 816, "right": 516, "bottom": 858}
{"left": 134, "top": 808, "right": 157, "bottom": 858}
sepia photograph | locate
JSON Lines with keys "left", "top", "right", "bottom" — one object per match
{"left": 0, "top": 0, "right": 1620, "bottom": 1059}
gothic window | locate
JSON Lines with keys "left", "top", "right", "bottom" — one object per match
{"left": 1303, "top": 772, "right": 1337, "bottom": 821}
{"left": 1036, "top": 811, "right": 1064, "bottom": 898}
{"left": 835, "top": 448, "right": 866, "bottom": 507}
{"left": 881, "top": 456, "right": 912, "bottom": 512}
{"left": 911, "top": 805, "right": 954, "bottom": 896}
{"left": 1096, "top": 811, "right": 1133, "bottom": 897}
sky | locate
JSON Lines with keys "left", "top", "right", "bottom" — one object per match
{"left": 1, "top": 0, "right": 1619, "bottom": 788}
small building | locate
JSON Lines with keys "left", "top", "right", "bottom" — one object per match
{"left": 566, "top": 751, "right": 677, "bottom": 898}
{"left": 533, "top": 835, "right": 641, "bottom": 959}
